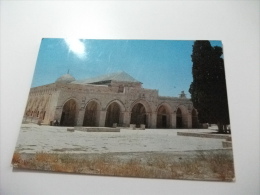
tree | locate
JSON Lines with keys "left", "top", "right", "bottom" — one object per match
{"left": 189, "top": 41, "right": 230, "bottom": 133}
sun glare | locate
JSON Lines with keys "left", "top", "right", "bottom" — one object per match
{"left": 64, "top": 38, "right": 86, "bottom": 59}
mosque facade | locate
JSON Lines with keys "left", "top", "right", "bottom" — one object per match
{"left": 23, "top": 71, "right": 199, "bottom": 129}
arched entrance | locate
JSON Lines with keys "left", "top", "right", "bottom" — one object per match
{"left": 105, "top": 102, "right": 121, "bottom": 127}
{"left": 83, "top": 101, "right": 99, "bottom": 126}
{"left": 192, "top": 109, "right": 198, "bottom": 128}
{"left": 176, "top": 108, "right": 183, "bottom": 128}
{"left": 130, "top": 103, "right": 147, "bottom": 127}
{"left": 157, "top": 105, "right": 170, "bottom": 128}
{"left": 60, "top": 99, "right": 77, "bottom": 126}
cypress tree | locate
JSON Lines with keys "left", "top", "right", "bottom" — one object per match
{"left": 189, "top": 41, "right": 230, "bottom": 133}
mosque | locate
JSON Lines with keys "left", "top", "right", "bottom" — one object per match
{"left": 23, "top": 71, "right": 199, "bottom": 129}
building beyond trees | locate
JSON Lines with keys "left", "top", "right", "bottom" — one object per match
{"left": 23, "top": 71, "right": 198, "bottom": 129}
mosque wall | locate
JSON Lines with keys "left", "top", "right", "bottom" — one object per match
{"left": 23, "top": 80, "right": 198, "bottom": 128}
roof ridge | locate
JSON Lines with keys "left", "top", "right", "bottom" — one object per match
{"left": 72, "top": 71, "right": 141, "bottom": 84}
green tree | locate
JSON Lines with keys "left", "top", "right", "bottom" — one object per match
{"left": 189, "top": 41, "right": 230, "bottom": 133}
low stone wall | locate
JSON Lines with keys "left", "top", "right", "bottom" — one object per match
{"left": 178, "top": 131, "right": 233, "bottom": 149}
{"left": 129, "top": 124, "right": 136, "bottom": 130}
{"left": 67, "top": 128, "right": 75, "bottom": 132}
{"left": 177, "top": 132, "right": 230, "bottom": 139}
{"left": 74, "top": 127, "right": 120, "bottom": 132}
{"left": 128, "top": 124, "right": 145, "bottom": 130}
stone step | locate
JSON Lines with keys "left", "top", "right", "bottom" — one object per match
{"left": 74, "top": 127, "right": 120, "bottom": 132}
{"left": 177, "top": 131, "right": 230, "bottom": 139}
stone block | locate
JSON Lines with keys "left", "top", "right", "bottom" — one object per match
{"left": 130, "top": 124, "right": 136, "bottom": 130}
{"left": 74, "top": 127, "right": 120, "bottom": 132}
{"left": 140, "top": 124, "right": 145, "bottom": 130}
{"left": 67, "top": 128, "right": 75, "bottom": 132}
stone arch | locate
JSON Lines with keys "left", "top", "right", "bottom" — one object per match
{"left": 105, "top": 102, "right": 122, "bottom": 127}
{"left": 192, "top": 108, "right": 199, "bottom": 128}
{"left": 130, "top": 100, "right": 152, "bottom": 128}
{"left": 60, "top": 99, "right": 78, "bottom": 126}
{"left": 130, "top": 99, "right": 152, "bottom": 113}
{"left": 83, "top": 100, "right": 101, "bottom": 127}
{"left": 175, "top": 105, "right": 189, "bottom": 128}
{"left": 105, "top": 99, "right": 126, "bottom": 112}
{"left": 156, "top": 103, "right": 172, "bottom": 128}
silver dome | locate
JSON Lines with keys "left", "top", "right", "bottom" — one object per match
{"left": 55, "top": 74, "right": 76, "bottom": 83}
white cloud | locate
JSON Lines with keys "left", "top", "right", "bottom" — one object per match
{"left": 64, "top": 38, "right": 87, "bottom": 59}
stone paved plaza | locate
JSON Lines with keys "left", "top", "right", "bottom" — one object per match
{"left": 15, "top": 124, "right": 226, "bottom": 154}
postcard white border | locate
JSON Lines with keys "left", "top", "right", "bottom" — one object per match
{"left": 0, "top": 1, "right": 259, "bottom": 194}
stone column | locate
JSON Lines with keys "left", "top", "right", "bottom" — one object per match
{"left": 54, "top": 106, "right": 63, "bottom": 122}
{"left": 187, "top": 112, "right": 192, "bottom": 129}
{"left": 119, "top": 112, "right": 124, "bottom": 126}
{"left": 98, "top": 110, "right": 107, "bottom": 127}
{"left": 122, "top": 111, "right": 131, "bottom": 127}
{"left": 96, "top": 110, "right": 101, "bottom": 126}
{"left": 76, "top": 108, "right": 85, "bottom": 126}
{"left": 171, "top": 112, "right": 176, "bottom": 128}
{"left": 150, "top": 112, "right": 157, "bottom": 128}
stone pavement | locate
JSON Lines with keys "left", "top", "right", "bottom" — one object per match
{"left": 14, "top": 124, "right": 228, "bottom": 154}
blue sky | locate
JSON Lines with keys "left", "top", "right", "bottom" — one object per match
{"left": 32, "top": 38, "right": 222, "bottom": 97}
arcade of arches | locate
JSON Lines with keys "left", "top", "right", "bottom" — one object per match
{"left": 23, "top": 72, "right": 199, "bottom": 129}
{"left": 58, "top": 99, "right": 197, "bottom": 129}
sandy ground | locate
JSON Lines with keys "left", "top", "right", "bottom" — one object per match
{"left": 13, "top": 124, "right": 235, "bottom": 181}
{"left": 14, "top": 124, "right": 225, "bottom": 154}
